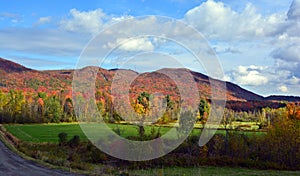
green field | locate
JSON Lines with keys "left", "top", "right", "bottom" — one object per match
{"left": 131, "top": 166, "right": 300, "bottom": 176}
{"left": 3, "top": 123, "right": 264, "bottom": 143}
{"left": 3, "top": 123, "right": 173, "bottom": 143}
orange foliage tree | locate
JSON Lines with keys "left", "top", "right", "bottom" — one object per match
{"left": 286, "top": 102, "right": 300, "bottom": 120}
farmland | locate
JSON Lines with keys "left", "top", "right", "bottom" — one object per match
{"left": 2, "top": 121, "right": 300, "bottom": 175}
{"left": 3, "top": 123, "right": 264, "bottom": 143}
{"left": 4, "top": 123, "right": 299, "bottom": 176}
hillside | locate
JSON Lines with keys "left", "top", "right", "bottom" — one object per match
{"left": 0, "top": 58, "right": 32, "bottom": 73}
{"left": 0, "top": 57, "right": 298, "bottom": 103}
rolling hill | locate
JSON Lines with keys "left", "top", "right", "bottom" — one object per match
{"left": 0, "top": 57, "right": 299, "bottom": 103}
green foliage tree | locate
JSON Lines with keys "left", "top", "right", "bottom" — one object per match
{"left": 222, "top": 109, "right": 234, "bottom": 130}
{"left": 6, "top": 90, "right": 25, "bottom": 122}
{"left": 38, "top": 92, "right": 47, "bottom": 99}
{"left": 0, "top": 91, "right": 8, "bottom": 123}
{"left": 137, "top": 92, "right": 151, "bottom": 111}
{"left": 198, "top": 98, "right": 210, "bottom": 125}
{"left": 0, "top": 90, "right": 78, "bottom": 123}
{"left": 221, "top": 109, "right": 234, "bottom": 153}
{"left": 199, "top": 98, "right": 209, "bottom": 117}
{"left": 63, "top": 97, "right": 75, "bottom": 122}
{"left": 0, "top": 91, "right": 7, "bottom": 110}
{"left": 136, "top": 92, "right": 152, "bottom": 138}
{"left": 45, "top": 95, "right": 62, "bottom": 123}
{"left": 160, "top": 95, "right": 176, "bottom": 123}
{"left": 165, "top": 94, "right": 174, "bottom": 111}
{"left": 257, "top": 114, "right": 300, "bottom": 168}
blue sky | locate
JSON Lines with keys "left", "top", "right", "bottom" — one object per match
{"left": 0, "top": 0, "right": 299, "bottom": 96}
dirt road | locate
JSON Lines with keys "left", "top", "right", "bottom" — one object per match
{"left": 0, "top": 140, "right": 76, "bottom": 176}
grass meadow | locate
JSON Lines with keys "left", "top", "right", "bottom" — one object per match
{"left": 3, "top": 123, "right": 264, "bottom": 143}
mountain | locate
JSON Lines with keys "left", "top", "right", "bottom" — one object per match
{"left": 0, "top": 58, "right": 32, "bottom": 73}
{"left": 225, "top": 81, "right": 264, "bottom": 101}
{"left": 190, "top": 70, "right": 264, "bottom": 101}
{"left": 0, "top": 57, "right": 299, "bottom": 103}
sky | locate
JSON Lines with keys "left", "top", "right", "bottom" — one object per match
{"left": 0, "top": 0, "right": 299, "bottom": 97}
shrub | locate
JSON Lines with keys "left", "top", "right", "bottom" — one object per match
{"left": 257, "top": 117, "right": 300, "bottom": 169}
{"left": 207, "top": 134, "right": 225, "bottom": 157}
{"left": 113, "top": 125, "right": 123, "bottom": 136}
{"left": 68, "top": 135, "right": 80, "bottom": 148}
{"left": 227, "top": 132, "right": 249, "bottom": 158}
{"left": 67, "top": 152, "right": 80, "bottom": 162}
{"left": 90, "top": 148, "right": 108, "bottom": 163}
{"left": 58, "top": 132, "right": 68, "bottom": 146}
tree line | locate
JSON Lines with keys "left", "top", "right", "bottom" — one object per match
{"left": 0, "top": 89, "right": 299, "bottom": 125}
{"left": 0, "top": 90, "right": 74, "bottom": 123}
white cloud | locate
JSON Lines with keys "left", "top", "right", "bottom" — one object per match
{"left": 119, "top": 38, "right": 154, "bottom": 52}
{"left": 270, "top": 0, "right": 300, "bottom": 78}
{"left": 59, "top": 8, "right": 135, "bottom": 36}
{"left": 289, "top": 76, "right": 300, "bottom": 84}
{"left": 287, "top": 0, "right": 300, "bottom": 21}
{"left": 221, "top": 62, "right": 300, "bottom": 96}
{"left": 34, "top": 16, "right": 52, "bottom": 26}
{"left": 184, "top": 0, "right": 285, "bottom": 40}
{"left": 104, "top": 37, "right": 154, "bottom": 52}
{"left": 272, "top": 44, "right": 300, "bottom": 62}
{"left": 214, "top": 46, "right": 242, "bottom": 54}
{"left": 0, "top": 28, "right": 89, "bottom": 57}
{"left": 222, "top": 75, "right": 231, "bottom": 82}
{"left": 0, "top": 12, "right": 22, "bottom": 23}
{"left": 237, "top": 65, "right": 267, "bottom": 74}
{"left": 39, "top": 16, "right": 51, "bottom": 23}
{"left": 60, "top": 8, "right": 107, "bottom": 35}
{"left": 225, "top": 62, "right": 300, "bottom": 95}
{"left": 235, "top": 71, "right": 268, "bottom": 86}
{"left": 193, "top": 0, "right": 300, "bottom": 95}
{"left": 278, "top": 85, "right": 288, "bottom": 92}
{"left": 237, "top": 65, "right": 248, "bottom": 75}
{"left": 271, "top": 2, "right": 300, "bottom": 64}
{"left": 232, "top": 65, "right": 268, "bottom": 86}
{"left": 249, "top": 65, "right": 268, "bottom": 70}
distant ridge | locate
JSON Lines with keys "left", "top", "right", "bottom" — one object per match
{"left": 0, "top": 58, "right": 32, "bottom": 73}
{"left": 265, "top": 95, "right": 300, "bottom": 102}
{"left": 109, "top": 68, "right": 138, "bottom": 74}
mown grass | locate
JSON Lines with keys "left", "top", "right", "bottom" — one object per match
{"left": 4, "top": 123, "right": 264, "bottom": 143}
{"left": 131, "top": 166, "right": 300, "bottom": 176}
